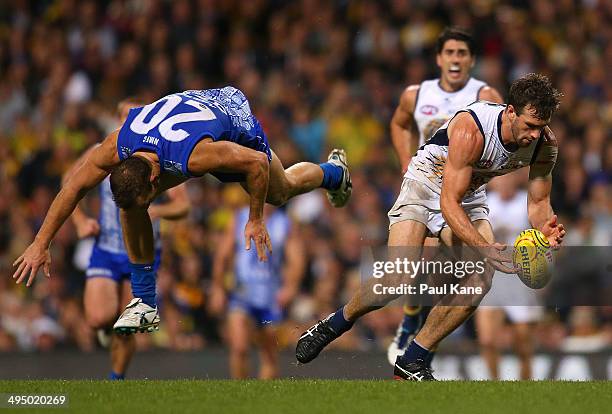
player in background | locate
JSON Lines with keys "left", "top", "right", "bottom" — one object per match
{"left": 14, "top": 86, "right": 351, "bottom": 336}
{"left": 476, "top": 171, "right": 543, "bottom": 380}
{"left": 297, "top": 74, "right": 565, "bottom": 381}
{"left": 67, "top": 98, "right": 190, "bottom": 379}
{"left": 387, "top": 27, "right": 503, "bottom": 366}
{"left": 210, "top": 204, "right": 305, "bottom": 379}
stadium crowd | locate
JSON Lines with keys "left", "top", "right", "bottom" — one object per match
{"left": 0, "top": 0, "right": 610, "bottom": 354}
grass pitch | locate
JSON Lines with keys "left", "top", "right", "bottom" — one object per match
{"left": 0, "top": 380, "right": 609, "bottom": 414}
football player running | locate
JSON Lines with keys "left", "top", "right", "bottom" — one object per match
{"left": 388, "top": 27, "right": 503, "bottom": 367}
{"left": 296, "top": 73, "right": 565, "bottom": 381}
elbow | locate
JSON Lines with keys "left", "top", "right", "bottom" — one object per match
{"left": 253, "top": 152, "right": 269, "bottom": 177}
{"left": 440, "top": 194, "right": 452, "bottom": 218}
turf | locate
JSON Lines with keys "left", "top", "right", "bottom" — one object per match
{"left": 0, "top": 380, "right": 609, "bottom": 414}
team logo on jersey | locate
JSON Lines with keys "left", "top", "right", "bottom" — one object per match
{"left": 120, "top": 146, "right": 133, "bottom": 158}
{"left": 420, "top": 105, "right": 439, "bottom": 116}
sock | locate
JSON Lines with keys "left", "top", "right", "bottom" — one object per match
{"left": 129, "top": 263, "right": 156, "bottom": 307}
{"left": 319, "top": 162, "right": 343, "bottom": 190}
{"left": 328, "top": 306, "right": 354, "bottom": 335}
{"left": 109, "top": 371, "right": 125, "bottom": 380}
{"left": 402, "top": 306, "right": 423, "bottom": 335}
{"left": 401, "top": 339, "right": 430, "bottom": 363}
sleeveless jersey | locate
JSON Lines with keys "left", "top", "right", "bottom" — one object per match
{"left": 96, "top": 177, "right": 161, "bottom": 254}
{"left": 406, "top": 101, "right": 541, "bottom": 207}
{"left": 232, "top": 207, "right": 291, "bottom": 308}
{"left": 117, "top": 86, "right": 271, "bottom": 178}
{"left": 414, "top": 78, "right": 486, "bottom": 145}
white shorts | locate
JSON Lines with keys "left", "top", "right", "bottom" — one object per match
{"left": 387, "top": 178, "right": 489, "bottom": 236}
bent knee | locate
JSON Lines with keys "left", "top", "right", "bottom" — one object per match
{"left": 266, "top": 193, "right": 288, "bottom": 207}
{"left": 85, "top": 309, "right": 118, "bottom": 330}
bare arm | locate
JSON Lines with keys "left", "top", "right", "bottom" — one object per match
{"left": 188, "top": 140, "right": 271, "bottom": 260}
{"left": 477, "top": 86, "right": 504, "bottom": 104}
{"left": 148, "top": 183, "right": 191, "bottom": 221}
{"left": 440, "top": 113, "right": 489, "bottom": 247}
{"left": 441, "top": 113, "right": 514, "bottom": 273}
{"left": 63, "top": 145, "right": 101, "bottom": 238}
{"left": 527, "top": 127, "right": 565, "bottom": 246}
{"left": 277, "top": 220, "right": 306, "bottom": 309}
{"left": 13, "top": 131, "right": 120, "bottom": 285}
{"left": 390, "top": 85, "right": 420, "bottom": 173}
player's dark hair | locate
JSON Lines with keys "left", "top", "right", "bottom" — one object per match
{"left": 109, "top": 157, "right": 152, "bottom": 209}
{"left": 508, "top": 73, "right": 562, "bottom": 120}
{"left": 436, "top": 27, "right": 475, "bottom": 55}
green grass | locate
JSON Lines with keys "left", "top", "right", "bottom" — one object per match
{"left": 0, "top": 380, "right": 610, "bottom": 414}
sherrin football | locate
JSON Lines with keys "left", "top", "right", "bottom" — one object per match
{"left": 513, "top": 229, "right": 554, "bottom": 289}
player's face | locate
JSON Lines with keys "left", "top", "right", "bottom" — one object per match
{"left": 509, "top": 104, "right": 550, "bottom": 147}
{"left": 436, "top": 40, "right": 474, "bottom": 90}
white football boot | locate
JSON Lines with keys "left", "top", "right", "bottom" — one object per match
{"left": 325, "top": 149, "right": 352, "bottom": 207}
{"left": 113, "top": 298, "right": 160, "bottom": 334}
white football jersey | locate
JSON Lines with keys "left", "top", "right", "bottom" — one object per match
{"left": 413, "top": 77, "right": 486, "bottom": 145}
{"left": 405, "top": 101, "right": 542, "bottom": 204}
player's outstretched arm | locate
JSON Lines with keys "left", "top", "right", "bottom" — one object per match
{"left": 527, "top": 127, "right": 565, "bottom": 247}
{"left": 390, "top": 85, "right": 420, "bottom": 174}
{"left": 441, "top": 113, "right": 514, "bottom": 273}
{"left": 188, "top": 140, "right": 271, "bottom": 261}
{"left": 13, "top": 131, "right": 121, "bottom": 286}
{"left": 148, "top": 183, "right": 190, "bottom": 221}
{"left": 63, "top": 145, "right": 101, "bottom": 239}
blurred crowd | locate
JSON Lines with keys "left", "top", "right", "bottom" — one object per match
{"left": 0, "top": 0, "right": 610, "bottom": 354}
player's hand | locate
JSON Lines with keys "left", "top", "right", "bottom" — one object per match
{"left": 540, "top": 214, "right": 565, "bottom": 249}
{"left": 209, "top": 284, "right": 227, "bottom": 316}
{"left": 12, "top": 241, "right": 51, "bottom": 287}
{"left": 74, "top": 216, "right": 100, "bottom": 239}
{"left": 277, "top": 285, "right": 298, "bottom": 309}
{"left": 244, "top": 218, "right": 272, "bottom": 262}
{"left": 481, "top": 243, "right": 516, "bottom": 274}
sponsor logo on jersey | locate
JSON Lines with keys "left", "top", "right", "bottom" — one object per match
{"left": 420, "top": 105, "right": 439, "bottom": 116}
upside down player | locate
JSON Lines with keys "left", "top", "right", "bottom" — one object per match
{"left": 67, "top": 99, "right": 189, "bottom": 379}
{"left": 13, "top": 86, "right": 352, "bottom": 334}
{"left": 297, "top": 74, "right": 566, "bottom": 381}
{"left": 210, "top": 204, "right": 305, "bottom": 379}
{"left": 387, "top": 27, "right": 503, "bottom": 366}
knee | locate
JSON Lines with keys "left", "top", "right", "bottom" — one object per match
{"left": 266, "top": 192, "right": 288, "bottom": 207}
{"left": 85, "top": 308, "right": 116, "bottom": 330}
{"left": 229, "top": 338, "right": 249, "bottom": 356}
{"left": 478, "top": 335, "right": 497, "bottom": 349}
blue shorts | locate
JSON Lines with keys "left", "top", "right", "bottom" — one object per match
{"left": 86, "top": 245, "right": 161, "bottom": 283}
{"left": 228, "top": 295, "right": 284, "bottom": 327}
{"left": 211, "top": 117, "right": 272, "bottom": 183}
